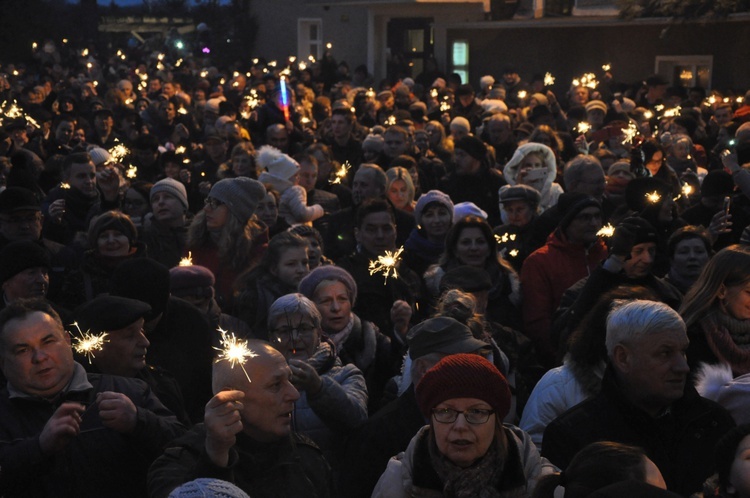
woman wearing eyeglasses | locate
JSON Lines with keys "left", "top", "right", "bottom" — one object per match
{"left": 267, "top": 293, "right": 368, "bottom": 470}
{"left": 186, "top": 177, "right": 268, "bottom": 309}
{"left": 373, "top": 353, "right": 554, "bottom": 498}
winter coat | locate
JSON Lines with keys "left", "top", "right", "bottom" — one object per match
{"left": 258, "top": 172, "right": 324, "bottom": 226}
{"left": 542, "top": 367, "right": 735, "bottom": 497}
{"left": 139, "top": 215, "right": 189, "bottom": 269}
{"left": 520, "top": 231, "right": 608, "bottom": 365}
{"left": 519, "top": 359, "right": 605, "bottom": 451}
{"left": 0, "top": 364, "right": 186, "bottom": 498}
{"left": 148, "top": 426, "right": 333, "bottom": 498}
{"left": 292, "top": 345, "right": 368, "bottom": 467}
{"left": 372, "top": 424, "right": 556, "bottom": 498}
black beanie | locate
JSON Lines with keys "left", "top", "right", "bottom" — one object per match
{"left": 557, "top": 193, "right": 601, "bottom": 231}
{"left": 0, "top": 241, "right": 50, "bottom": 284}
{"left": 454, "top": 136, "right": 488, "bottom": 161}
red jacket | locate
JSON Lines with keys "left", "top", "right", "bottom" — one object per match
{"left": 520, "top": 230, "right": 608, "bottom": 365}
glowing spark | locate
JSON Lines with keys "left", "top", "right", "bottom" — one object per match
{"left": 60, "top": 182, "right": 71, "bottom": 189}
{"left": 268, "top": 60, "right": 277, "bottom": 68}
{"left": 175, "top": 145, "right": 187, "bottom": 154}
{"left": 219, "top": 78, "right": 226, "bottom": 85}
{"left": 200, "top": 70, "right": 208, "bottom": 78}
{"left": 32, "top": 42, "right": 38, "bottom": 50}
{"left": 366, "top": 89, "right": 376, "bottom": 99}
{"left": 298, "top": 62, "right": 307, "bottom": 71}
{"left": 326, "top": 42, "right": 332, "bottom": 49}
{"left": 126, "top": 165, "right": 138, "bottom": 179}
{"left": 157, "top": 53, "right": 165, "bottom": 61}
{"left": 646, "top": 191, "right": 662, "bottom": 204}
{"left": 243, "top": 91, "right": 260, "bottom": 111}
{"left": 368, "top": 247, "right": 404, "bottom": 284}
{"left": 232, "top": 81, "right": 239, "bottom": 88}
{"left": 12, "top": 70, "right": 18, "bottom": 77}
{"left": 682, "top": 184, "right": 693, "bottom": 196}
{"left": 439, "top": 100, "right": 451, "bottom": 112}
{"left": 494, "top": 232, "right": 517, "bottom": 244}
{"left": 82, "top": 48, "right": 89, "bottom": 57}
{"left": 175, "top": 58, "right": 183, "bottom": 67}
{"left": 576, "top": 121, "right": 591, "bottom": 134}
{"left": 330, "top": 161, "right": 351, "bottom": 184}
{"left": 288, "top": 56, "right": 296, "bottom": 64}
{"left": 544, "top": 72, "right": 555, "bottom": 86}
{"left": 662, "top": 106, "right": 681, "bottom": 118}
{"left": 517, "top": 90, "right": 527, "bottom": 100}
{"left": 723, "top": 98, "right": 730, "bottom": 103}
{"left": 62, "top": 38, "right": 68, "bottom": 44}
{"left": 252, "top": 58, "right": 259, "bottom": 64}
{"left": 300, "top": 116, "right": 311, "bottom": 125}
{"left": 201, "top": 172, "right": 206, "bottom": 177}
{"left": 597, "top": 224, "right": 615, "bottom": 237}
{"left": 654, "top": 104, "right": 665, "bottom": 112}
{"left": 214, "top": 328, "right": 257, "bottom": 383}
{"left": 179, "top": 252, "right": 193, "bottom": 266}
{"left": 602, "top": 63, "right": 611, "bottom": 72}
{"left": 643, "top": 110, "right": 654, "bottom": 119}
{"left": 70, "top": 322, "right": 109, "bottom": 364}
{"left": 109, "top": 143, "right": 130, "bottom": 163}
{"left": 178, "top": 107, "right": 188, "bottom": 115}
{"left": 621, "top": 122, "right": 639, "bottom": 145}
{"left": 708, "top": 95, "right": 717, "bottom": 104}
{"left": 385, "top": 115, "right": 397, "bottom": 126}
{"left": 509, "top": 249, "right": 519, "bottom": 257}
{"left": 737, "top": 97, "right": 744, "bottom": 104}
{"left": 308, "top": 55, "right": 316, "bottom": 63}
{"left": 138, "top": 72, "right": 148, "bottom": 81}
{"left": 430, "top": 88, "right": 438, "bottom": 98}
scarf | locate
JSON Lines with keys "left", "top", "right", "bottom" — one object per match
{"left": 326, "top": 314, "right": 354, "bottom": 351}
{"left": 427, "top": 429, "right": 504, "bottom": 498}
{"left": 703, "top": 310, "right": 750, "bottom": 375}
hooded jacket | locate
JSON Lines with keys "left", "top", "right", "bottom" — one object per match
{"left": 501, "top": 143, "right": 563, "bottom": 221}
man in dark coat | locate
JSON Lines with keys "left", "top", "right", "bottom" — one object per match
{"left": 147, "top": 341, "right": 333, "bottom": 498}
{"left": 0, "top": 299, "right": 185, "bottom": 497}
{"left": 542, "top": 300, "right": 735, "bottom": 497}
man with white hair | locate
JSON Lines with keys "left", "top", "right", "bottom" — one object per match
{"left": 542, "top": 300, "right": 734, "bottom": 496}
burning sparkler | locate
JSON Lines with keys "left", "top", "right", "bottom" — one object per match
{"left": 175, "top": 145, "right": 187, "bottom": 155}
{"left": 70, "top": 322, "right": 108, "bottom": 363}
{"left": 109, "top": 143, "right": 130, "bottom": 163}
{"left": 385, "top": 115, "right": 397, "bottom": 126}
{"left": 573, "top": 73, "right": 599, "bottom": 90}
{"left": 646, "top": 191, "right": 662, "bottom": 204}
{"left": 576, "top": 122, "right": 591, "bottom": 134}
{"left": 544, "top": 72, "right": 555, "bottom": 86}
{"left": 662, "top": 106, "right": 681, "bottom": 118}
{"left": 214, "top": 328, "right": 257, "bottom": 383}
{"left": 60, "top": 182, "right": 71, "bottom": 189}
{"left": 597, "top": 224, "right": 615, "bottom": 237}
{"left": 330, "top": 161, "right": 351, "bottom": 185}
{"left": 126, "top": 166, "right": 138, "bottom": 179}
{"left": 602, "top": 63, "right": 611, "bottom": 72}
{"left": 517, "top": 90, "right": 527, "bottom": 100}
{"left": 508, "top": 249, "right": 519, "bottom": 258}
{"left": 179, "top": 252, "right": 193, "bottom": 267}
{"left": 621, "top": 122, "right": 639, "bottom": 145}
{"left": 494, "top": 233, "right": 517, "bottom": 244}
{"left": 368, "top": 247, "right": 404, "bottom": 284}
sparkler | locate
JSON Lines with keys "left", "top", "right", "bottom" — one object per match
{"left": 385, "top": 115, "right": 397, "bottom": 126}
{"left": 643, "top": 110, "right": 654, "bottom": 120}
{"left": 109, "top": 143, "right": 130, "bottom": 163}
{"left": 179, "top": 252, "right": 193, "bottom": 266}
{"left": 178, "top": 107, "right": 188, "bottom": 115}
{"left": 126, "top": 165, "right": 138, "bottom": 179}
{"left": 439, "top": 99, "right": 451, "bottom": 113}
{"left": 508, "top": 249, "right": 519, "bottom": 258}
{"left": 175, "top": 145, "right": 187, "bottom": 155}
{"left": 662, "top": 106, "right": 681, "bottom": 118}
{"left": 60, "top": 182, "right": 71, "bottom": 189}
{"left": 326, "top": 42, "right": 332, "bottom": 49}
{"left": 368, "top": 247, "right": 404, "bottom": 284}
{"left": 214, "top": 328, "right": 257, "bottom": 384}
{"left": 517, "top": 90, "right": 527, "bottom": 100}
{"left": 646, "top": 191, "right": 662, "bottom": 204}
{"left": 573, "top": 73, "right": 599, "bottom": 90}
{"left": 621, "top": 122, "right": 639, "bottom": 145}
{"left": 494, "top": 233, "right": 517, "bottom": 244}
{"left": 682, "top": 183, "right": 694, "bottom": 197}
{"left": 544, "top": 72, "right": 555, "bottom": 86}
{"left": 430, "top": 88, "right": 438, "bottom": 98}
{"left": 70, "top": 322, "right": 108, "bottom": 364}
{"left": 597, "top": 224, "right": 615, "bottom": 237}
{"left": 81, "top": 48, "right": 89, "bottom": 57}
{"left": 576, "top": 121, "right": 591, "bottom": 134}
{"left": 298, "top": 62, "right": 307, "bottom": 71}
{"left": 602, "top": 63, "right": 611, "bottom": 72}
{"left": 330, "top": 161, "right": 351, "bottom": 185}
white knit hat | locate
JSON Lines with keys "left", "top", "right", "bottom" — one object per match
{"left": 87, "top": 146, "right": 112, "bottom": 167}
{"left": 256, "top": 145, "right": 299, "bottom": 181}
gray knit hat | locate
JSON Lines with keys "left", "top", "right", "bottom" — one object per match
{"left": 151, "top": 178, "right": 188, "bottom": 210}
{"left": 414, "top": 190, "right": 454, "bottom": 227}
{"left": 168, "top": 478, "right": 250, "bottom": 498}
{"left": 298, "top": 265, "right": 358, "bottom": 305}
{"left": 208, "top": 177, "right": 266, "bottom": 223}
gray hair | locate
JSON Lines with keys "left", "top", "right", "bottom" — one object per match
{"left": 564, "top": 155, "right": 603, "bottom": 192}
{"left": 488, "top": 113, "right": 511, "bottom": 126}
{"left": 355, "top": 163, "right": 387, "bottom": 191}
{"left": 605, "top": 299, "right": 685, "bottom": 357}
{"left": 267, "top": 293, "right": 321, "bottom": 330}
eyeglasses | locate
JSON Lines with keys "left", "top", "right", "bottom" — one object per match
{"left": 269, "top": 323, "right": 317, "bottom": 343}
{"left": 432, "top": 408, "right": 495, "bottom": 425}
{"left": 1, "top": 213, "right": 42, "bottom": 225}
{"left": 204, "top": 197, "right": 225, "bottom": 210}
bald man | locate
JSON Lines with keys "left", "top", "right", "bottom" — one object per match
{"left": 148, "top": 341, "right": 333, "bottom": 498}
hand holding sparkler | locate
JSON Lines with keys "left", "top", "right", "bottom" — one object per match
{"left": 330, "top": 161, "right": 351, "bottom": 185}
{"left": 96, "top": 391, "right": 137, "bottom": 433}
{"left": 204, "top": 389, "right": 245, "bottom": 468}
{"left": 39, "top": 402, "right": 86, "bottom": 454}
{"left": 214, "top": 328, "right": 257, "bottom": 384}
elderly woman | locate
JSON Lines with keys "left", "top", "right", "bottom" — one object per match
{"left": 299, "top": 265, "right": 400, "bottom": 411}
{"left": 267, "top": 293, "right": 368, "bottom": 467}
{"left": 373, "top": 354, "right": 553, "bottom": 497}
{"left": 493, "top": 184, "right": 542, "bottom": 272}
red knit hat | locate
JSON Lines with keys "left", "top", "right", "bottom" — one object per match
{"left": 415, "top": 353, "right": 511, "bottom": 420}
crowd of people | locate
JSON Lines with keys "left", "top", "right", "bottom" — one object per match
{"left": 3, "top": 37, "right": 750, "bottom": 497}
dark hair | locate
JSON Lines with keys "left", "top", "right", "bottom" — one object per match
{"left": 532, "top": 442, "right": 649, "bottom": 498}
{"left": 355, "top": 198, "right": 395, "bottom": 229}
{"left": 666, "top": 225, "right": 712, "bottom": 259}
{"left": 87, "top": 210, "right": 137, "bottom": 249}
{"left": 62, "top": 152, "right": 92, "bottom": 175}
{"left": 631, "top": 137, "right": 663, "bottom": 172}
{"left": 441, "top": 216, "right": 515, "bottom": 280}
{"left": 0, "top": 298, "right": 63, "bottom": 345}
